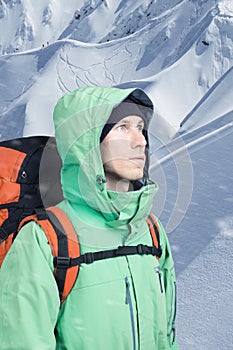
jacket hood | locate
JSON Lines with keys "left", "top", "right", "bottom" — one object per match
{"left": 53, "top": 86, "right": 158, "bottom": 225}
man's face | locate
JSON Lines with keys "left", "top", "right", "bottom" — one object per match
{"left": 100, "top": 115, "right": 147, "bottom": 190}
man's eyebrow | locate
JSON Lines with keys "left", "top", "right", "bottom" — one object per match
{"left": 117, "top": 118, "right": 144, "bottom": 125}
{"left": 116, "top": 118, "right": 130, "bottom": 124}
{"left": 137, "top": 119, "right": 145, "bottom": 125}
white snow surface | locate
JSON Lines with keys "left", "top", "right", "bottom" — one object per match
{"left": 0, "top": 0, "right": 233, "bottom": 349}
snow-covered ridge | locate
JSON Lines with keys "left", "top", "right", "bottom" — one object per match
{"left": 179, "top": 65, "right": 233, "bottom": 132}
{"left": 1, "top": 0, "right": 233, "bottom": 139}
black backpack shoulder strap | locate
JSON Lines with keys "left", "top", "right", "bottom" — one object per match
{"left": 146, "top": 212, "right": 162, "bottom": 259}
{"left": 19, "top": 206, "right": 80, "bottom": 304}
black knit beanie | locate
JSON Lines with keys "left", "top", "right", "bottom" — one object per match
{"left": 100, "top": 97, "right": 146, "bottom": 143}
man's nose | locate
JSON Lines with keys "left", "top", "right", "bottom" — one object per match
{"left": 131, "top": 129, "right": 147, "bottom": 147}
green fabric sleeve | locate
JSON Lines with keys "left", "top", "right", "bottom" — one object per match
{"left": 0, "top": 222, "right": 60, "bottom": 350}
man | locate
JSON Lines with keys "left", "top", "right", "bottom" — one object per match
{"left": 0, "top": 86, "right": 178, "bottom": 349}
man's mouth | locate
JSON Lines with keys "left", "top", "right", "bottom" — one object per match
{"left": 129, "top": 156, "right": 146, "bottom": 164}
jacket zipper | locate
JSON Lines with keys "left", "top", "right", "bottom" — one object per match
{"left": 171, "top": 282, "right": 177, "bottom": 344}
{"left": 125, "top": 277, "right": 136, "bottom": 350}
{"left": 155, "top": 266, "right": 164, "bottom": 293}
{"left": 167, "top": 279, "right": 177, "bottom": 344}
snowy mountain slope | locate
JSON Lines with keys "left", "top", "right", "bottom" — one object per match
{"left": 179, "top": 65, "right": 233, "bottom": 133}
{"left": 161, "top": 119, "right": 233, "bottom": 350}
{"left": 2, "top": 0, "right": 233, "bottom": 80}
{"left": 1, "top": 1, "right": 233, "bottom": 133}
{"left": 1, "top": 0, "right": 233, "bottom": 139}
{"left": 0, "top": 0, "right": 81, "bottom": 54}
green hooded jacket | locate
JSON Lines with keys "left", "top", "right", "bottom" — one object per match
{"left": 0, "top": 86, "right": 178, "bottom": 350}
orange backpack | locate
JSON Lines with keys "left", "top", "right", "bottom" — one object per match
{"left": 0, "top": 136, "right": 63, "bottom": 266}
{"left": 0, "top": 136, "right": 162, "bottom": 304}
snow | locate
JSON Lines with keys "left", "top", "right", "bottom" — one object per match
{"left": 166, "top": 126, "right": 233, "bottom": 349}
{"left": 1, "top": 0, "right": 233, "bottom": 348}
{"left": 180, "top": 65, "right": 233, "bottom": 133}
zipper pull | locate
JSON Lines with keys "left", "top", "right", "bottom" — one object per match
{"left": 125, "top": 277, "right": 130, "bottom": 304}
{"left": 172, "top": 327, "right": 176, "bottom": 344}
{"left": 96, "top": 175, "right": 106, "bottom": 192}
{"left": 171, "top": 282, "right": 177, "bottom": 344}
{"left": 155, "top": 266, "right": 164, "bottom": 293}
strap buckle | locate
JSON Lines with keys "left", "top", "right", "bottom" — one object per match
{"left": 151, "top": 245, "right": 162, "bottom": 258}
{"left": 83, "top": 252, "right": 95, "bottom": 264}
{"left": 136, "top": 244, "right": 145, "bottom": 255}
{"left": 0, "top": 227, "right": 8, "bottom": 241}
{"left": 54, "top": 257, "right": 71, "bottom": 268}
{"left": 116, "top": 246, "right": 129, "bottom": 256}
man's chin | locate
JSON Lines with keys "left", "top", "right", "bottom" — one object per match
{"left": 125, "top": 169, "right": 144, "bottom": 181}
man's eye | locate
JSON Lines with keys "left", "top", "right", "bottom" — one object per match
{"left": 117, "top": 124, "right": 127, "bottom": 131}
{"left": 137, "top": 125, "right": 144, "bottom": 132}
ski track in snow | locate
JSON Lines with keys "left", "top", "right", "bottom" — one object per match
{"left": 55, "top": 40, "right": 140, "bottom": 89}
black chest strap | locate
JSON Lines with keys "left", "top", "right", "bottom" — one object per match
{"left": 54, "top": 243, "right": 162, "bottom": 268}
